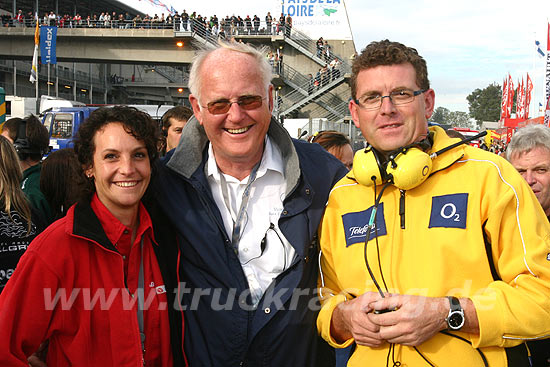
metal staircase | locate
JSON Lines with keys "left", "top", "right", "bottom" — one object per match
{"left": 177, "top": 19, "right": 352, "bottom": 122}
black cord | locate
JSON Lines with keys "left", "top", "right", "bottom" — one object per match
{"left": 363, "top": 178, "right": 490, "bottom": 367}
{"left": 363, "top": 181, "right": 391, "bottom": 297}
{"left": 391, "top": 344, "right": 402, "bottom": 366}
{"left": 413, "top": 346, "right": 435, "bottom": 367}
{"left": 375, "top": 232, "right": 389, "bottom": 293}
{"left": 440, "top": 330, "right": 489, "bottom": 367}
{"left": 241, "top": 223, "right": 287, "bottom": 270}
{"left": 385, "top": 343, "right": 392, "bottom": 367}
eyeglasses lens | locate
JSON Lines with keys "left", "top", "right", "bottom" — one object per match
{"left": 208, "top": 96, "right": 263, "bottom": 114}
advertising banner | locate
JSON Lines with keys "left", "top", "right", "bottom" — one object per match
{"left": 40, "top": 26, "right": 57, "bottom": 64}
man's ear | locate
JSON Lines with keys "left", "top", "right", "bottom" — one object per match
{"left": 267, "top": 85, "right": 274, "bottom": 113}
{"left": 424, "top": 89, "right": 435, "bottom": 119}
{"left": 349, "top": 99, "right": 361, "bottom": 129}
{"left": 189, "top": 94, "right": 203, "bottom": 125}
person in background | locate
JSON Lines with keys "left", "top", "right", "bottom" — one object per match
{"left": 153, "top": 40, "right": 347, "bottom": 366}
{"left": 317, "top": 39, "right": 550, "bottom": 366}
{"left": 310, "top": 130, "right": 354, "bottom": 170}
{"left": 265, "top": 11, "right": 272, "bottom": 34}
{"left": 0, "top": 106, "right": 186, "bottom": 366}
{"left": 1, "top": 116, "right": 53, "bottom": 225}
{"left": 506, "top": 124, "right": 550, "bottom": 220}
{"left": 160, "top": 105, "right": 193, "bottom": 155}
{"left": 39, "top": 148, "right": 88, "bottom": 221}
{"left": 0, "top": 136, "right": 44, "bottom": 295}
{"left": 506, "top": 124, "right": 550, "bottom": 367}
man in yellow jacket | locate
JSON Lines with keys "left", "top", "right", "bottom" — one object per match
{"left": 317, "top": 39, "right": 550, "bottom": 366}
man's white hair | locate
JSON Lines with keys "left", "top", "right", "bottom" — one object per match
{"left": 188, "top": 39, "right": 273, "bottom": 104}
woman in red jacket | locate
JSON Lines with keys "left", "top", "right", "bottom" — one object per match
{"left": 0, "top": 106, "right": 186, "bottom": 367}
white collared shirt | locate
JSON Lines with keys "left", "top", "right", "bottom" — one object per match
{"left": 206, "top": 137, "right": 295, "bottom": 306}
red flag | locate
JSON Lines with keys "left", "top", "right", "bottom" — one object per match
{"left": 507, "top": 74, "right": 514, "bottom": 118}
{"left": 500, "top": 78, "right": 508, "bottom": 120}
{"left": 516, "top": 78, "right": 525, "bottom": 119}
{"left": 525, "top": 73, "right": 533, "bottom": 118}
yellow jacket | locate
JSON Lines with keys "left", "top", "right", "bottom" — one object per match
{"left": 317, "top": 127, "right": 550, "bottom": 366}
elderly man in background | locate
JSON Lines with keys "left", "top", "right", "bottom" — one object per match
{"left": 507, "top": 124, "right": 550, "bottom": 220}
{"left": 152, "top": 40, "right": 347, "bottom": 366}
{"left": 506, "top": 123, "right": 550, "bottom": 367}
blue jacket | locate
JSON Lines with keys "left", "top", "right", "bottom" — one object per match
{"left": 153, "top": 117, "right": 347, "bottom": 366}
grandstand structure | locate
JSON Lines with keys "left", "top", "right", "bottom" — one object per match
{"left": 0, "top": 0, "right": 360, "bottom": 141}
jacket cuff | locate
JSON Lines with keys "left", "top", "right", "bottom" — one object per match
{"left": 317, "top": 294, "right": 355, "bottom": 348}
{"left": 469, "top": 294, "right": 502, "bottom": 347}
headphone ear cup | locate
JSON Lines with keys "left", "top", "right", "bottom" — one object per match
{"left": 352, "top": 148, "right": 387, "bottom": 187}
{"left": 386, "top": 148, "right": 432, "bottom": 190}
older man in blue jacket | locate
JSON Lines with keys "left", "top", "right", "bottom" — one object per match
{"left": 153, "top": 40, "right": 347, "bottom": 366}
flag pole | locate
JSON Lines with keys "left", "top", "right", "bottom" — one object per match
{"left": 34, "top": 15, "right": 38, "bottom": 113}
{"left": 532, "top": 32, "right": 535, "bottom": 117}
{"left": 30, "top": 13, "right": 39, "bottom": 113}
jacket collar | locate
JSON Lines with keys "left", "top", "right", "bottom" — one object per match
{"left": 69, "top": 199, "right": 117, "bottom": 252}
{"left": 166, "top": 116, "right": 301, "bottom": 197}
{"left": 428, "top": 125, "right": 466, "bottom": 173}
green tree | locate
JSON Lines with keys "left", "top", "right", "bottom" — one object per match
{"left": 447, "top": 111, "right": 471, "bottom": 127}
{"left": 431, "top": 107, "right": 450, "bottom": 124}
{"left": 466, "top": 83, "right": 502, "bottom": 123}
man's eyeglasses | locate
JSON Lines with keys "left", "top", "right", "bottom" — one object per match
{"left": 354, "top": 89, "right": 427, "bottom": 110}
{"left": 203, "top": 95, "right": 265, "bottom": 115}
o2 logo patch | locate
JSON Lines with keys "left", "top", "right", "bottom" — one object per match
{"left": 342, "top": 204, "right": 387, "bottom": 247}
{"left": 429, "top": 193, "right": 468, "bottom": 229}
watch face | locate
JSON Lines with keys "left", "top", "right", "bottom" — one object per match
{"left": 448, "top": 312, "right": 464, "bottom": 329}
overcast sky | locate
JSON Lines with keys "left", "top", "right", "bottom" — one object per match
{"left": 345, "top": 0, "right": 550, "bottom": 116}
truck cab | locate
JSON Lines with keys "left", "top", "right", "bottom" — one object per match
{"left": 42, "top": 107, "right": 97, "bottom": 151}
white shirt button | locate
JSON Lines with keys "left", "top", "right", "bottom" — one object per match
{"left": 264, "top": 307, "right": 271, "bottom": 314}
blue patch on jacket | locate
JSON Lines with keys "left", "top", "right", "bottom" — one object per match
{"left": 342, "top": 204, "right": 387, "bottom": 247}
{"left": 429, "top": 193, "right": 468, "bottom": 228}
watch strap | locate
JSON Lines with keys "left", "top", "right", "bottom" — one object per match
{"left": 448, "top": 296, "right": 461, "bottom": 312}
{"left": 446, "top": 296, "right": 465, "bottom": 330}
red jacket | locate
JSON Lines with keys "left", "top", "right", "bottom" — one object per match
{"left": 0, "top": 198, "right": 186, "bottom": 366}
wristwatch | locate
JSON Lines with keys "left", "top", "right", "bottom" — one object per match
{"left": 446, "top": 296, "right": 465, "bottom": 330}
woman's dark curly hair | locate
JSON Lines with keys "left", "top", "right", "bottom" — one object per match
{"left": 73, "top": 106, "right": 161, "bottom": 194}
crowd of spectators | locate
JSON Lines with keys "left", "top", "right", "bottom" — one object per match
{"left": 1, "top": 7, "right": 294, "bottom": 38}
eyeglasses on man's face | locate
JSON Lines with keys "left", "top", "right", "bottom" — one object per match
{"left": 203, "top": 95, "right": 265, "bottom": 115}
{"left": 354, "top": 89, "right": 427, "bottom": 110}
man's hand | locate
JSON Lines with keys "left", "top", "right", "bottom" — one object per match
{"left": 367, "top": 294, "right": 448, "bottom": 346}
{"left": 330, "top": 291, "right": 386, "bottom": 347}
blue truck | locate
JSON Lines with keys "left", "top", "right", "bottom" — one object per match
{"left": 41, "top": 105, "right": 174, "bottom": 152}
{"left": 42, "top": 106, "right": 98, "bottom": 151}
